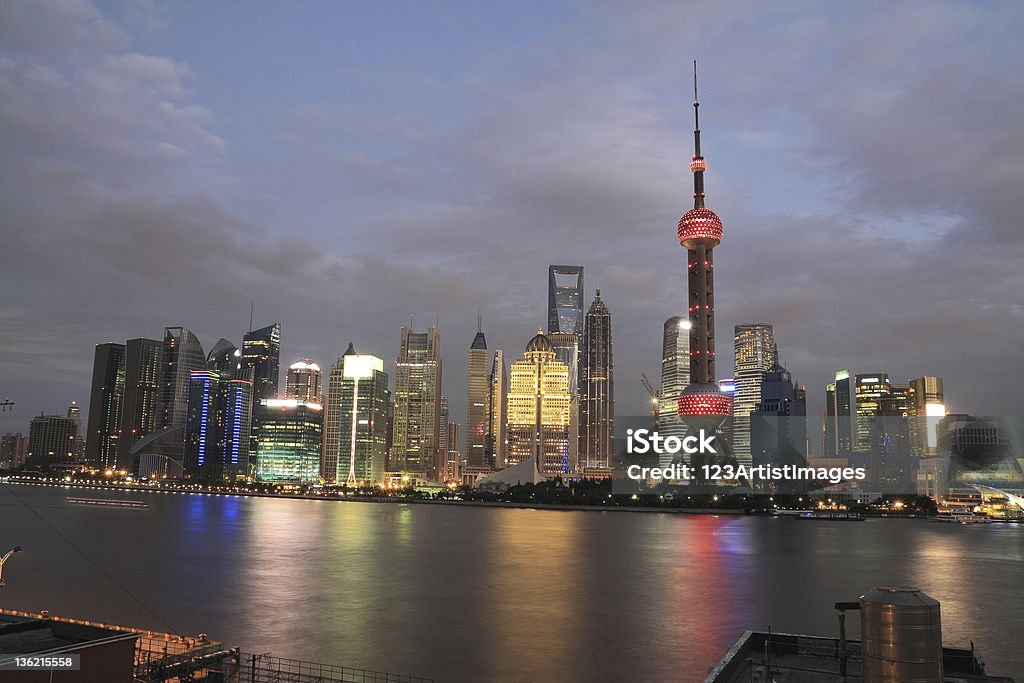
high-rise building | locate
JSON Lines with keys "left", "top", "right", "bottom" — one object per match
{"left": 242, "top": 323, "right": 281, "bottom": 469}
{"left": 548, "top": 331, "right": 580, "bottom": 472}
{"left": 0, "top": 433, "right": 28, "bottom": 470}
{"left": 27, "top": 413, "right": 78, "bottom": 464}
{"left": 285, "top": 359, "right": 323, "bottom": 404}
{"left": 323, "top": 344, "right": 389, "bottom": 485}
{"left": 465, "top": 321, "right": 490, "bottom": 469}
{"left": 67, "top": 401, "right": 84, "bottom": 459}
{"left": 580, "top": 289, "right": 614, "bottom": 469}
{"left": 548, "top": 265, "right": 584, "bottom": 335}
{"left": 439, "top": 395, "right": 450, "bottom": 462}
{"left": 506, "top": 332, "right": 571, "bottom": 475}
{"left": 207, "top": 338, "right": 241, "bottom": 375}
{"left": 445, "top": 421, "right": 461, "bottom": 482}
{"left": 488, "top": 349, "right": 507, "bottom": 470}
{"left": 732, "top": 324, "right": 777, "bottom": 466}
{"left": 160, "top": 327, "right": 207, "bottom": 434}
{"left": 909, "top": 376, "right": 945, "bottom": 456}
{"left": 256, "top": 399, "right": 323, "bottom": 485}
{"left": 85, "top": 343, "right": 125, "bottom": 468}
{"left": 675, "top": 66, "right": 733, "bottom": 437}
{"left": 869, "top": 394, "right": 913, "bottom": 492}
{"left": 242, "top": 323, "right": 282, "bottom": 402}
{"left": 392, "top": 326, "right": 442, "bottom": 477}
{"left": 855, "top": 373, "right": 891, "bottom": 451}
{"left": 658, "top": 316, "right": 691, "bottom": 463}
{"left": 750, "top": 364, "right": 807, "bottom": 490}
{"left": 825, "top": 370, "right": 854, "bottom": 456}
{"left": 118, "top": 338, "right": 162, "bottom": 469}
{"left": 183, "top": 367, "right": 253, "bottom": 480}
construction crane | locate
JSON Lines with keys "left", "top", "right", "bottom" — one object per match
{"left": 640, "top": 373, "right": 660, "bottom": 421}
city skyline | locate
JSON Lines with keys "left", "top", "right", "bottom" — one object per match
{"left": 2, "top": 1, "right": 1023, "bottom": 438}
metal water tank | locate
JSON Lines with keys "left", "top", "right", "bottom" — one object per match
{"left": 860, "top": 587, "right": 943, "bottom": 683}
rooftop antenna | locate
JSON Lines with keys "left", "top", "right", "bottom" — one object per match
{"left": 409, "top": 315, "right": 414, "bottom": 330}
{"left": 249, "top": 301, "right": 254, "bottom": 332}
{"left": 691, "top": 59, "right": 705, "bottom": 209}
{"left": 477, "top": 307, "right": 483, "bottom": 333}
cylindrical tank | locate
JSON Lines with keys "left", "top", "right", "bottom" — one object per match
{"left": 860, "top": 587, "right": 943, "bottom": 683}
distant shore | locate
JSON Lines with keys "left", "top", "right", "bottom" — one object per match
{"left": 1, "top": 478, "right": 745, "bottom": 515}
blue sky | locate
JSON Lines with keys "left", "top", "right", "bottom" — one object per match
{"left": 1, "top": 0, "right": 1022, "bottom": 438}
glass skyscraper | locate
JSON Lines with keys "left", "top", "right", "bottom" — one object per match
{"left": 506, "top": 332, "right": 571, "bottom": 475}
{"left": 466, "top": 323, "right": 490, "bottom": 468}
{"left": 256, "top": 399, "right": 323, "bottom": 484}
{"left": 579, "top": 290, "right": 613, "bottom": 469}
{"left": 392, "top": 326, "right": 442, "bottom": 476}
{"left": 85, "top": 342, "right": 125, "bottom": 469}
{"left": 733, "top": 323, "right": 777, "bottom": 467}
{"left": 118, "top": 337, "right": 162, "bottom": 470}
{"left": 324, "top": 344, "right": 389, "bottom": 485}
{"left": 547, "top": 265, "right": 584, "bottom": 335}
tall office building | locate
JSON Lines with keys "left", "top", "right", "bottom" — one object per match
{"left": 869, "top": 394, "right": 913, "bottom": 492}
{"left": 506, "top": 332, "right": 572, "bottom": 475}
{"left": 488, "top": 349, "right": 508, "bottom": 470}
{"left": 0, "top": 433, "right": 28, "bottom": 470}
{"left": 118, "top": 338, "right": 162, "bottom": 469}
{"left": 445, "top": 421, "right": 461, "bottom": 482}
{"left": 160, "top": 327, "right": 207, "bottom": 432}
{"left": 854, "top": 373, "right": 891, "bottom": 451}
{"left": 548, "top": 332, "right": 580, "bottom": 472}
{"left": 465, "top": 321, "right": 490, "bottom": 468}
{"left": 439, "top": 395, "right": 450, "bottom": 462}
{"left": 732, "top": 324, "right": 777, "bottom": 466}
{"left": 242, "top": 323, "right": 281, "bottom": 402}
{"left": 323, "top": 344, "right": 389, "bottom": 485}
{"left": 242, "top": 323, "right": 281, "bottom": 468}
{"left": 285, "top": 359, "right": 323, "bottom": 404}
{"left": 392, "top": 326, "right": 442, "bottom": 477}
{"left": 909, "top": 376, "right": 945, "bottom": 456}
{"left": 207, "top": 338, "right": 241, "bottom": 375}
{"left": 579, "top": 290, "right": 614, "bottom": 469}
{"left": 85, "top": 342, "right": 126, "bottom": 468}
{"left": 548, "top": 265, "right": 585, "bottom": 335}
{"left": 675, "top": 66, "right": 733, "bottom": 433}
{"left": 27, "top": 413, "right": 78, "bottom": 463}
{"left": 183, "top": 366, "right": 253, "bottom": 480}
{"left": 256, "top": 399, "right": 323, "bottom": 485}
{"left": 825, "top": 370, "right": 854, "bottom": 456}
{"left": 658, "top": 317, "right": 691, "bottom": 462}
{"left": 750, "top": 364, "right": 807, "bottom": 490}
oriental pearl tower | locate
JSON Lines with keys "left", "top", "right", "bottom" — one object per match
{"left": 676, "top": 63, "right": 734, "bottom": 476}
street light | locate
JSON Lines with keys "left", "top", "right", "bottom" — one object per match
{"left": 0, "top": 546, "right": 23, "bottom": 588}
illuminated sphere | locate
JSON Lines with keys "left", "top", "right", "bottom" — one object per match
{"left": 677, "top": 383, "right": 732, "bottom": 418}
{"left": 677, "top": 207, "right": 723, "bottom": 249}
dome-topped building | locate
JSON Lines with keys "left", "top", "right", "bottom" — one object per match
{"left": 525, "top": 330, "right": 554, "bottom": 355}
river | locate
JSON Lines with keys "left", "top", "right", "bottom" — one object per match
{"left": 1, "top": 483, "right": 1021, "bottom": 681}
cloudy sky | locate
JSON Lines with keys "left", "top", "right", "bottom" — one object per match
{"left": 1, "top": 0, "right": 1022, "bottom": 443}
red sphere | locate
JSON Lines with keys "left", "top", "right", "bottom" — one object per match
{"left": 677, "top": 207, "right": 723, "bottom": 247}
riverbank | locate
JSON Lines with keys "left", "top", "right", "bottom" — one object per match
{"left": 1, "top": 478, "right": 746, "bottom": 515}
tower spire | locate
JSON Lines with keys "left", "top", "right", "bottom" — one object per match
{"left": 691, "top": 60, "right": 706, "bottom": 209}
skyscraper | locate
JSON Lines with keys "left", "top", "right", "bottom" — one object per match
{"left": 392, "top": 326, "right": 442, "bottom": 477}
{"left": 854, "top": 373, "right": 891, "bottom": 451}
{"left": 909, "top": 376, "right": 945, "bottom": 456}
{"left": 579, "top": 289, "right": 614, "bottom": 469}
{"left": 465, "top": 320, "right": 490, "bottom": 469}
{"left": 256, "top": 399, "right": 323, "bottom": 484}
{"left": 506, "top": 332, "right": 571, "bottom": 475}
{"left": 242, "top": 323, "right": 282, "bottom": 402}
{"left": 323, "top": 344, "right": 389, "bottom": 485}
{"left": 445, "top": 420, "right": 461, "bottom": 482}
{"left": 751, "top": 364, "right": 807, "bottom": 491}
{"left": 27, "top": 413, "right": 78, "bottom": 464}
{"left": 488, "top": 349, "right": 508, "bottom": 470}
{"left": 160, "top": 327, "right": 207, "bottom": 433}
{"left": 548, "top": 265, "right": 584, "bottom": 335}
{"left": 118, "top": 337, "right": 162, "bottom": 469}
{"left": 85, "top": 342, "right": 125, "bottom": 468}
{"left": 548, "top": 331, "right": 580, "bottom": 472}
{"left": 183, "top": 356, "right": 253, "bottom": 481}
{"left": 658, "top": 316, "right": 691, "bottom": 464}
{"left": 0, "top": 433, "right": 28, "bottom": 470}
{"left": 242, "top": 322, "right": 281, "bottom": 468}
{"left": 825, "top": 370, "right": 854, "bottom": 456}
{"left": 675, "top": 65, "right": 733, "bottom": 438}
{"left": 285, "top": 359, "right": 323, "bottom": 404}
{"left": 732, "top": 324, "right": 777, "bottom": 466}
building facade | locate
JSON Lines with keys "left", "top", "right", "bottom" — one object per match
{"left": 732, "top": 323, "right": 777, "bottom": 467}
{"left": 85, "top": 342, "right": 126, "bottom": 469}
{"left": 854, "top": 373, "right": 891, "bottom": 452}
{"left": 323, "top": 344, "right": 390, "bottom": 485}
{"left": 392, "top": 326, "right": 442, "bottom": 477}
{"left": 488, "top": 349, "right": 508, "bottom": 470}
{"left": 465, "top": 324, "right": 490, "bottom": 469}
{"left": 0, "top": 433, "right": 28, "bottom": 470}
{"left": 118, "top": 337, "right": 163, "bottom": 470}
{"left": 27, "top": 414, "right": 78, "bottom": 464}
{"left": 256, "top": 399, "right": 323, "bottom": 484}
{"left": 547, "top": 265, "right": 584, "bottom": 335}
{"left": 285, "top": 359, "right": 323, "bottom": 404}
{"left": 909, "top": 376, "right": 945, "bottom": 457}
{"left": 506, "top": 332, "right": 572, "bottom": 475}
{"left": 579, "top": 290, "right": 614, "bottom": 469}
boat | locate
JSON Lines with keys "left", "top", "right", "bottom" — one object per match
{"left": 794, "top": 510, "right": 864, "bottom": 521}
{"left": 932, "top": 508, "right": 991, "bottom": 524}
{"left": 66, "top": 497, "right": 149, "bottom": 509}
